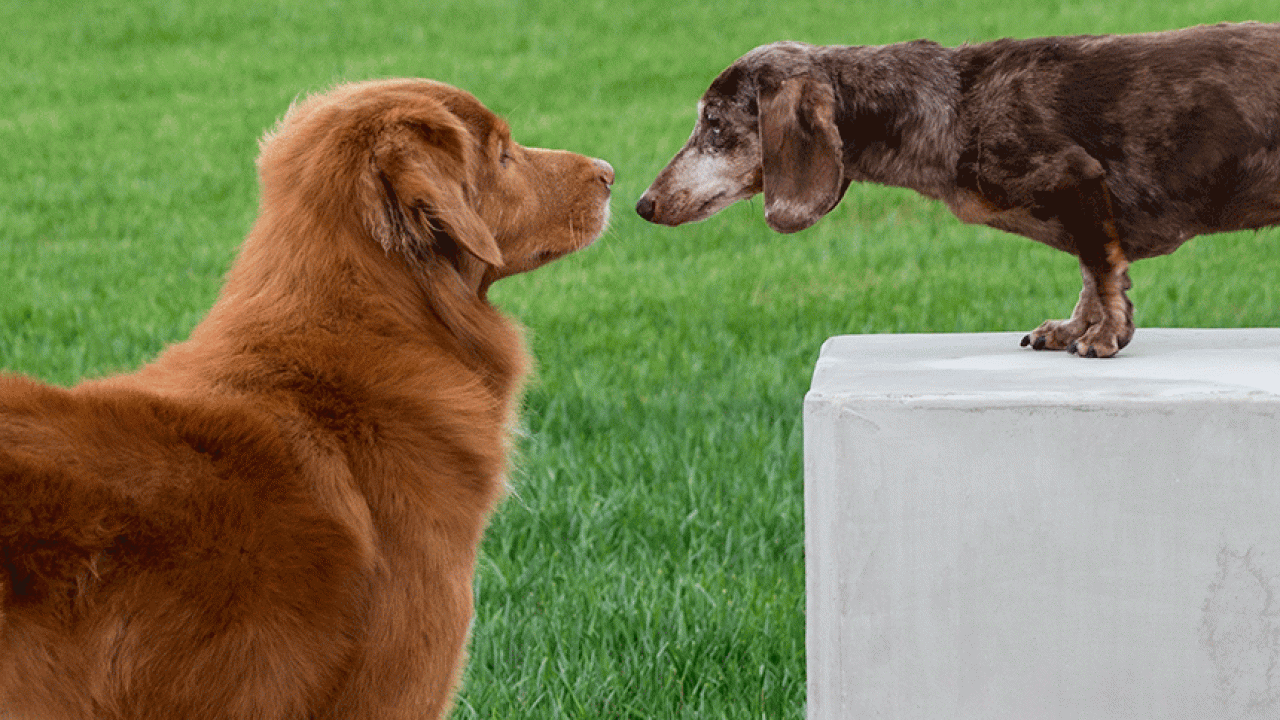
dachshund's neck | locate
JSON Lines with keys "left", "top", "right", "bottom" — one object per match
{"left": 824, "top": 42, "right": 963, "bottom": 201}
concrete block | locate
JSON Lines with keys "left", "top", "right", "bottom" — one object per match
{"left": 804, "top": 329, "right": 1280, "bottom": 720}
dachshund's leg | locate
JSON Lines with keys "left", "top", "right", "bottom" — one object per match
{"left": 1069, "top": 242, "right": 1134, "bottom": 358}
{"left": 1021, "top": 266, "right": 1102, "bottom": 351}
{"left": 1021, "top": 171, "right": 1134, "bottom": 358}
{"left": 1022, "top": 248, "right": 1133, "bottom": 357}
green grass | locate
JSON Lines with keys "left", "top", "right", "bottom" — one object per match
{"left": 2, "top": 1, "right": 1278, "bottom": 717}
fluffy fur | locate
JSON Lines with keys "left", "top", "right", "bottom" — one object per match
{"left": 637, "top": 22, "right": 1280, "bottom": 357}
{"left": 0, "top": 78, "right": 613, "bottom": 720}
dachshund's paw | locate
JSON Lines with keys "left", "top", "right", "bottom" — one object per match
{"left": 1066, "top": 323, "right": 1133, "bottom": 359}
{"left": 1020, "top": 319, "right": 1087, "bottom": 352}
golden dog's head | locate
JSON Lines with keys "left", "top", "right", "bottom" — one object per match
{"left": 256, "top": 79, "right": 614, "bottom": 294}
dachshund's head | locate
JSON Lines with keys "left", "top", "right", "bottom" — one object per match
{"left": 635, "top": 42, "right": 844, "bottom": 234}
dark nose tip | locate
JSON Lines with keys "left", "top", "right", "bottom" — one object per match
{"left": 635, "top": 194, "right": 655, "bottom": 221}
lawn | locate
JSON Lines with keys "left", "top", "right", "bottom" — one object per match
{"left": 2, "top": 1, "right": 1277, "bottom": 718}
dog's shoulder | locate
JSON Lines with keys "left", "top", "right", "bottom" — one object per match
{"left": 0, "top": 371, "right": 337, "bottom": 538}
{"left": 952, "top": 33, "right": 1109, "bottom": 96}
{"left": 1, "top": 374, "right": 368, "bottom": 610}
{"left": 954, "top": 22, "right": 1280, "bottom": 90}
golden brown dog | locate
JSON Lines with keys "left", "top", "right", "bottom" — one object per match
{"left": 0, "top": 79, "right": 613, "bottom": 719}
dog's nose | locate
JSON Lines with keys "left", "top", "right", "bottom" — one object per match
{"left": 635, "top": 194, "right": 655, "bottom": 221}
{"left": 594, "top": 159, "right": 615, "bottom": 187}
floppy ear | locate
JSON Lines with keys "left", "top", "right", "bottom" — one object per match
{"left": 367, "top": 113, "right": 504, "bottom": 268}
{"left": 757, "top": 75, "right": 844, "bottom": 234}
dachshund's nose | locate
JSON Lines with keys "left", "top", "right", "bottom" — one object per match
{"left": 594, "top": 159, "right": 615, "bottom": 187}
{"left": 635, "top": 194, "right": 655, "bottom": 221}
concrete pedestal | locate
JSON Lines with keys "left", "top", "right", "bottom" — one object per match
{"left": 803, "top": 329, "right": 1280, "bottom": 720}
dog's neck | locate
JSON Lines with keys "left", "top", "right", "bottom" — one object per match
{"left": 189, "top": 211, "right": 527, "bottom": 402}
{"left": 824, "top": 42, "right": 963, "bottom": 202}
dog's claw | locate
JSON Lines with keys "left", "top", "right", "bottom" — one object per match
{"left": 1067, "top": 341, "right": 1078, "bottom": 355}
{"left": 1020, "top": 334, "right": 1031, "bottom": 347}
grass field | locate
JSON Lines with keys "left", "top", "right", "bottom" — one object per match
{"left": 2, "top": 1, "right": 1278, "bottom": 717}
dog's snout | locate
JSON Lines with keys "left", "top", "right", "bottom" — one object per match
{"left": 635, "top": 194, "right": 656, "bottom": 221}
{"left": 594, "top": 158, "right": 615, "bottom": 187}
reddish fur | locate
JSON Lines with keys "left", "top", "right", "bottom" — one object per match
{"left": 0, "top": 79, "right": 612, "bottom": 720}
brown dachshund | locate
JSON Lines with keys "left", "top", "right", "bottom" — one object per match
{"left": 0, "top": 79, "right": 613, "bottom": 719}
{"left": 637, "top": 22, "right": 1280, "bottom": 357}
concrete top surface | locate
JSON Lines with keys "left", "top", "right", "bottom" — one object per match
{"left": 809, "top": 328, "right": 1280, "bottom": 406}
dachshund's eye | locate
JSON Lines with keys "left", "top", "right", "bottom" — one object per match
{"left": 499, "top": 149, "right": 514, "bottom": 168}
{"left": 704, "top": 117, "right": 725, "bottom": 147}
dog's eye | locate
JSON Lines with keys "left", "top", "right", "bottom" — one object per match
{"left": 703, "top": 118, "right": 726, "bottom": 147}
{"left": 499, "top": 149, "right": 513, "bottom": 168}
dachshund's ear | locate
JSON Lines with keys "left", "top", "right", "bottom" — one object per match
{"left": 367, "top": 112, "right": 504, "bottom": 268}
{"left": 757, "top": 75, "right": 844, "bottom": 234}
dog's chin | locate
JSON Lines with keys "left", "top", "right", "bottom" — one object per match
{"left": 567, "top": 200, "right": 611, "bottom": 257}
{"left": 659, "top": 191, "right": 755, "bottom": 226}
{"left": 490, "top": 248, "right": 575, "bottom": 281}
{"left": 492, "top": 209, "right": 609, "bottom": 280}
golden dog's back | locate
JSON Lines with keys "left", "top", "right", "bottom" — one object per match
{"left": 0, "top": 374, "right": 369, "bottom": 719}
